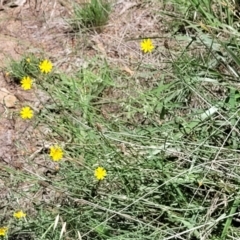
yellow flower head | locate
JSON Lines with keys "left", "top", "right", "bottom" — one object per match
{"left": 14, "top": 210, "right": 26, "bottom": 219}
{"left": 20, "top": 106, "right": 34, "bottom": 119}
{"left": 140, "top": 39, "right": 154, "bottom": 53}
{"left": 21, "top": 76, "right": 32, "bottom": 90}
{"left": 26, "top": 58, "right": 31, "bottom": 63}
{"left": 49, "top": 145, "right": 63, "bottom": 161}
{"left": 39, "top": 59, "right": 53, "bottom": 74}
{"left": 0, "top": 227, "right": 8, "bottom": 236}
{"left": 94, "top": 167, "right": 107, "bottom": 180}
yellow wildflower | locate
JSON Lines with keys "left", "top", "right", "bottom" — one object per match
{"left": 13, "top": 210, "right": 26, "bottom": 219}
{"left": 0, "top": 227, "right": 8, "bottom": 236}
{"left": 20, "top": 106, "right": 34, "bottom": 119}
{"left": 49, "top": 146, "right": 63, "bottom": 161}
{"left": 198, "top": 181, "right": 203, "bottom": 187}
{"left": 21, "top": 76, "right": 32, "bottom": 90}
{"left": 140, "top": 39, "right": 154, "bottom": 53}
{"left": 94, "top": 167, "right": 107, "bottom": 180}
{"left": 26, "top": 58, "right": 31, "bottom": 63}
{"left": 39, "top": 59, "right": 53, "bottom": 74}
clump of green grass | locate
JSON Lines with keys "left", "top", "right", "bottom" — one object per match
{"left": 71, "top": 0, "right": 111, "bottom": 32}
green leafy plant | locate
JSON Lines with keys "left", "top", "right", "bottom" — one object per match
{"left": 7, "top": 55, "right": 40, "bottom": 83}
